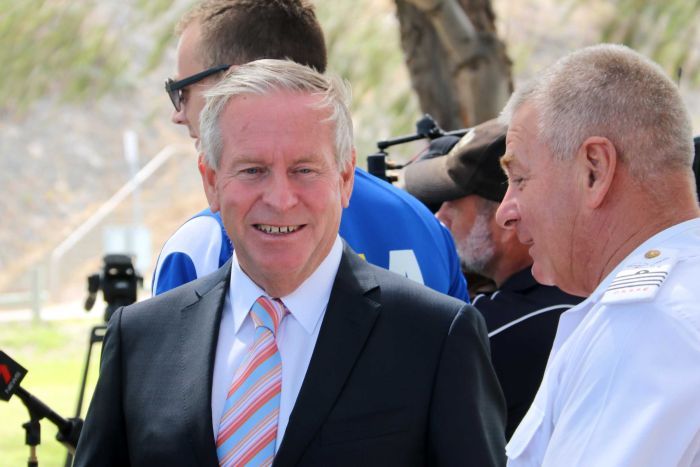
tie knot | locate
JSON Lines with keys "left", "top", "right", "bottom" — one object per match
{"left": 250, "top": 296, "right": 288, "bottom": 336}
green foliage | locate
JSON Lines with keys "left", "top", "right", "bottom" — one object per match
{"left": 144, "top": 22, "right": 179, "bottom": 73}
{"left": 572, "top": 0, "right": 700, "bottom": 85}
{"left": 0, "top": 0, "right": 420, "bottom": 161}
{"left": 0, "top": 0, "right": 129, "bottom": 112}
{"left": 317, "top": 0, "right": 420, "bottom": 163}
{"left": 135, "top": 0, "right": 175, "bottom": 17}
{"left": 4, "top": 0, "right": 700, "bottom": 116}
{"left": 134, "top": 0, "right": 190, "bottom": 74}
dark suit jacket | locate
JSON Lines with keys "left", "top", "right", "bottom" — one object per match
{"left": 74, "top": 246, "right": 506, "bottom": 466}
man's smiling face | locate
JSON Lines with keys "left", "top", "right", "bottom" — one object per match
{"left": 201, "top": 90, "right": 354, "bottom": 296}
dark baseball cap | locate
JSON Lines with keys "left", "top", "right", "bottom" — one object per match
{"left": 403, "top": 118, "right": 508, "bottom": 205}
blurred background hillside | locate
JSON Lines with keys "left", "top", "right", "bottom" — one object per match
{"left": 2, "top": 0, "right": 700, "bottom": 312}
{"left": 2, "top": 1, "right": 700, "bottom": 464}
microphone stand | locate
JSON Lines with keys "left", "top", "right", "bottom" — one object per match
{"left": 15, "top": 386, "right": 83, "bottom": 467}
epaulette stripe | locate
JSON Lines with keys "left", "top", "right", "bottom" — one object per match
{"left": 610, "top": 272, "right": 667, "bottom": 285}
{"left": 601, "top": 248, "right": 678, "bottom": 304}
{"left": 606, "top": 281, "right": 665, "bottom": 292}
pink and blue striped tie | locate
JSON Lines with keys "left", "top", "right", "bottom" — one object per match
{"left": 216, "top": 296, "right": 288, "bottom": 466}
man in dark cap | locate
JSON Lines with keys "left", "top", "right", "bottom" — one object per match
{"left": 404, "top": 119, "right": 583, "bottom": 439}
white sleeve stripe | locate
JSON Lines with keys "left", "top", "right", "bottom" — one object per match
{"left": 472, "top": 294, "right": 486, "bottom": 305}
{"left": 487, "top": 304, "right": 577, "bottom": 338}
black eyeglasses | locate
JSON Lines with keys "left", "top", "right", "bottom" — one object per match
{"left": 165, "top": 64, "right": 230, "bottom": 111}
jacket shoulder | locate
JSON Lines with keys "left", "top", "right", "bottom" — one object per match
{"left": 342, "top": 246, "right": 475, "bottom": 325}
{"left": 120, "top": 259, "right": 231, "bottom": 324}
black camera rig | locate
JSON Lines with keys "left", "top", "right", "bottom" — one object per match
{"left": 84, "top": 254, "right": 142, "bottom": 322}
{"left": 367, "top": 114, "right": 468, "bottom": 183}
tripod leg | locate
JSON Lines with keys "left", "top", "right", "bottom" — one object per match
{"left": 64, "top": 325, "right": 106, "bottom": 467}
{"left": 73, "top": 325, "right": 106, "bottom": 418}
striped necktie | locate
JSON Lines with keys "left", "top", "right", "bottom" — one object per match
{"left": 216, "top": 296, "right": 288, "bottom": 466}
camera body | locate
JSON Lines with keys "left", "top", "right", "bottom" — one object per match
{"left": 84, "top": 254, "right": 142, "bottom": 322}
{"left": 367, "top": 114, "right": 467, "bottom": 183}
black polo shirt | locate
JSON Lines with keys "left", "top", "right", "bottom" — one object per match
{"left": 473, "top": 267, "right": 584, "bottom": 439}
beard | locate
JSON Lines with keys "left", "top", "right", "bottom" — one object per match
{"left": 457, "top": 208, "right": 496, "bottom": 278}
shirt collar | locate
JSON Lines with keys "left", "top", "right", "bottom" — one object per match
{"left": 229, "top": 235, "right": 344, "bottom": 335}
{"left": 499, "top": 266, "right": 537, "bottom": 292}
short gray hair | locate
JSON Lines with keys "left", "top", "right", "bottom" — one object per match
{"left": 200, "top": 59, "right": 353, "bottom": 170}
{"left": 500, "top": 44, "right": 693, "bottom": 179}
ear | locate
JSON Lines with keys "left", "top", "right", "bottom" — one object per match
{"left": 197, "top": 153, "right": 206, "bottom": 177}
{"left": 339, "top": 149, "right": 356, "bottom": 208}
{"left": 199, "top": 153, "right": 221, "bottom": 213}
{"left": 578, "top": 136, "right": 617, "bottom": 209}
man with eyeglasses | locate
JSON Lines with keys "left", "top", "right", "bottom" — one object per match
{"left": 152, "top": 0, "right": 468, "bottom": 303}
{"left": 165, "top": 63, "right": 229, "bottom": 117}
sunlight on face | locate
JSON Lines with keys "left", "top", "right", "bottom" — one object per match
{"left": 203, "top": 91, "right": 354, "bottom": 296}
{"left": 496, "top": 103, "right": 578, "bottom": 290}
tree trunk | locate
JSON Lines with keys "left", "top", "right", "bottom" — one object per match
{"left": 395, "top": 0, "right": 513, "bottom": 129}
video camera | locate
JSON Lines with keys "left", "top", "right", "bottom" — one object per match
{"left": 84, "top": 254, "right": 142, "bottom": 322}
{"left": 367, "top": 114, "right": 468, "bottom": 183}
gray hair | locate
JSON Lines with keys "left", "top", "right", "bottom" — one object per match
{"left": 500, "top": 44, "right": 693, "bottom": 179}
{"left": 200, "top": 59, "right": 353, "bottom": 170}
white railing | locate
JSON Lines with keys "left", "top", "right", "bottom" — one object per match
{"left": 47, "top": 143, "right": 191, "bottom": 298}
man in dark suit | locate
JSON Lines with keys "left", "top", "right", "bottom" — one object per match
{"left": 74, "top": 59, "right": 506, "bottom": 466}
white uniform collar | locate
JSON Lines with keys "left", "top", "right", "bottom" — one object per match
{"left": 550, "top": 217, "right": 700, "bottom": 356}
{"left": 588, "top": 217, "right": 700, "bottom": 303}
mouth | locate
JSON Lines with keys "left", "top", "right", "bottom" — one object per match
{"left": 517, "top": 230, "right": 534, "bottom": 247}
{"left": 254, "top": 224, "right": 303, "bottom": 235}
{"left": 519, "top": 235, "right": 535, "bottom": 255}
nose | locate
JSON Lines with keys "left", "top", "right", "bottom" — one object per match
{"left": 435, "top": 202, "right": 452, "bottom": 229}
{"left": 263, "top": 172, "right": 299, "bottom": 212}
{"left": 495, "top": 185, "right": 520, "bottom": 230}
{"left": 171, "top": 106, "right": 186, "bottom": 126}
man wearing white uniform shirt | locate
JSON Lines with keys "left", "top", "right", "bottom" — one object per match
{"left": 496, "top": 43, "right": 700, "bottom": 466}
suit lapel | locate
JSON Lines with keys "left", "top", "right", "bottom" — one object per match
{"left": 274, "top": 246, "right": 380, "bottom": 466}
{"left": 178, "top": 262, "right": 231, "bottom": 467}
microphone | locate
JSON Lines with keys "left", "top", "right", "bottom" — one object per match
{"left": 0, "top": 350, "right": 83, "bottom": 453}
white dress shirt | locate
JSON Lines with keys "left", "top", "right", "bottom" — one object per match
{"left": 211, "top": 236, "right": 343, "bottom": 450}
{"left": 507, "top": 218, "right": 700, "bottom": 467}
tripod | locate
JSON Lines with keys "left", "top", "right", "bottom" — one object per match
{"left": 63, "top": 254, "right": 141, "bottom": 466}
{"left": 62, "top": 323, "right": 107, "bottom": 467}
